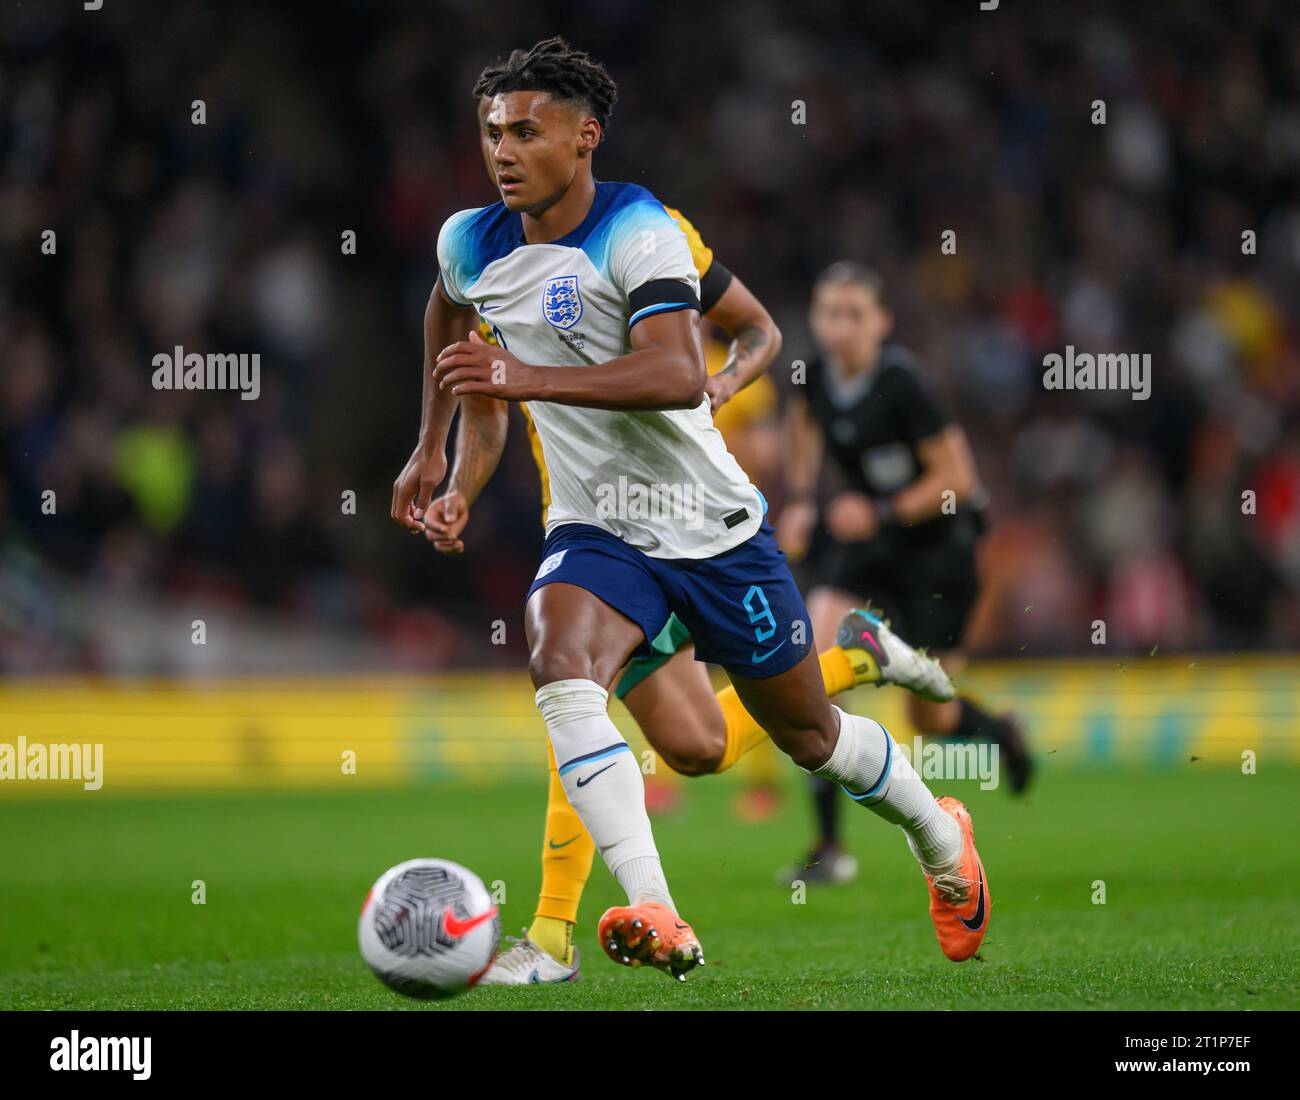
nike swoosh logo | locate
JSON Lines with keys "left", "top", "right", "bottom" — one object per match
{"left": 959, "top": 866, "right": 987, "bottom": 931}
{"left": 576, "top": 762, "right": 618, "bottom": 787}
{"left": 674, "top": 922, "right": 688, "bottom": 930}
{"left": 442, "top": 904, "right": 498, "bottom": 939}
{"left": 751, "top": 640, "right": 787, "bottom": 664}
{"left": 548, "top": 834, "right": 580, "bottom": 849}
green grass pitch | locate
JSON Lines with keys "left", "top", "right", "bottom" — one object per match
{"left": 2, "top": 765, "right": 1298, "bottom": 1010}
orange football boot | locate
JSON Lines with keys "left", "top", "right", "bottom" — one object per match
{"left": 597, "top": 901, "right": 704, "bottom": 982}
{"left": 924, "top": 796, "right": 990, "bottom": 961}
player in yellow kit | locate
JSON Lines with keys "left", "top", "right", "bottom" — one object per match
{"left": 413, "top": 91, "right": 953, "bottom": 984}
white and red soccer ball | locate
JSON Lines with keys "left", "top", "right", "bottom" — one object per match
{"left": 358, "top": 858, "right": 499, "bottom": 999}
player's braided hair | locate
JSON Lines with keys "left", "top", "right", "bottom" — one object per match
{"left": 473, "top": 36, "right": 619, "bottom": 136}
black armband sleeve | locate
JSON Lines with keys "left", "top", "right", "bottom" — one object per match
{"left": 627, "top": 279, "right": 701, "bottom": 329}
{"left": 698, "top": 259, "right": 734, "bottom": 314}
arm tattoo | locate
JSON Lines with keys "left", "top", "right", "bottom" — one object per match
{"left": 720, "top": 323, "right": 769, "bottom": 377}
{"left": 449, "top": 407, "right": 507, "bottom": 503}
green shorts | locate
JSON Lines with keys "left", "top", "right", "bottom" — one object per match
{"left": 613, "top": 613, "right": 693, "bottom": 700}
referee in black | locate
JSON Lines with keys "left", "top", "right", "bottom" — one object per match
{"left": 777, "top": 261, "right": 1032, "bottom": 886}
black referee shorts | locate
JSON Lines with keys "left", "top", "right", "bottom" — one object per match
{"left": 807, "top": 530, "right": 981, "bottom": 652}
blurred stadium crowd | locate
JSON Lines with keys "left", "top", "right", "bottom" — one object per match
{"left": 2, "top": 0, "right": 1299, "bottom": 674}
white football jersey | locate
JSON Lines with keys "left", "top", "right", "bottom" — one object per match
{"left": 437, "top": 180, "right": 763, "bottom": 559}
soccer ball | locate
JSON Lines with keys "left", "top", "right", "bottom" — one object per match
{"left": 358, "top": 857, "right": 500, "bottom": 999}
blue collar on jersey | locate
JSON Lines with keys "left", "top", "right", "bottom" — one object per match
{"left": 512, "top": 178, "right": 624, "bottom": 248}
{"left": 455, "top": 180, "right": 657, "bottom": 294}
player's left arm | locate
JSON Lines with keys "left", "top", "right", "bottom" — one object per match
{"left": 432, "top": 306, "right": 707, "bottom": 410}
{"left": 701, "top": 270, "right": 783, "bottom": 412}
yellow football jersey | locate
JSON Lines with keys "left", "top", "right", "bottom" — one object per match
{"left": 662, "top": 205, "right": 715, "bottom": 284}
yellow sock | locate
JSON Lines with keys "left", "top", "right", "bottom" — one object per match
{"left": 528, "top": 744, "right": 595, "bottom": 965}
{"left": 715, "top": 646, "right": 862, "bottom": 772}
{"left": 715, "top": 685, "right": 768, "bottom": 772}
{"left": 743, "top": 735, "right": 783, "bottom": 786}
{"left": 528, "top": 914, "right": 576, "bottom": 968}
{"left": 819, "top": 644, "right": 861, "bottom": 694}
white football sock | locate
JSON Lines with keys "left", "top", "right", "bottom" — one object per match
{"left": 535, "top": 678, "right": 675, "bottom": 910}
{"left": 813, "top": 706, "right": 962, "bottom": 871}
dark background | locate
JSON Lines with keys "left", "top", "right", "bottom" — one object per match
{"left": 2, "top": 0, "right": 1298, "bottom": 673}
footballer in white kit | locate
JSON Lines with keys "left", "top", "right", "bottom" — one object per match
{"left": 396, "top": 36, "right": 992, "bottom": 981}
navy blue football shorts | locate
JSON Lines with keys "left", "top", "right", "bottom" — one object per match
{"left": 525, "top": 521, "right": 813, "bottom": 680}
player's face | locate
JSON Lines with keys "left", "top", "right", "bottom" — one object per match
{"left": 481, "top": 91, "right": 594, "bottom": 213}
{"left": 810, "top": 282, "right": 892, "bottom": 368}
